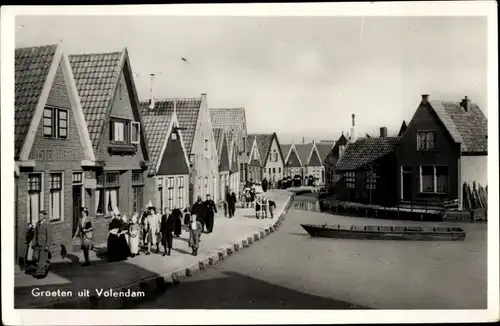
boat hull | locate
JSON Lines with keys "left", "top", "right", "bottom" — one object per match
{"left": 300, "top": 224, "right": 466, "bottom": 241}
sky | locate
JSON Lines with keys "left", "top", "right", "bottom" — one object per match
{"left": 15, "top": 15, "right": 487, "bottom": 144}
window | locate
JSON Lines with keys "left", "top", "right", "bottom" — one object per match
{"left": 420, "top": 166, "right": 434, "bottom": 192}
{"left": 72, "top": 172, "right": 83, "bottom": 184}
{"left": 345, "top": 172, "right": 355, "bottom": 188}
{"left": 158, "top": 177, "right": 164, "bottom": 211}
{"left": 240, "top": 163, "right": 244, "bottom": 180}
{"left": 167, "top": 177, "right": 174, "bottom": 209}
{"left": 95, "top": 172, "right": 120, "bottom": 215}
{"left": 204, "top": 177, "right": 208, "bottom": 194}
{"left": 43, "top": 107, "right": 68, "bottom": 139}
{"left": 131, "top": 122, "right": 140, "bottom": 144}
{"left": 132, "top": 170, "right": 143, "bottom": 184}
{"left": 133, "top": 186, "right": 143, "bottom": 213}
{"left": 189, "top": 154, "right": 195, "bottom": 165}
{"left": 204, "top": 138, "right": 209, "bottom": 159}
{"left": 420, "top": 166, "right": 448, "bottom": 194}
{"left": 417, "top": 131, "right": 435, "bottom": 150}
{"left": 269, "top": 168, "right": 272, "bottom": 174}
{"left": 278, "top": 167, "right": 281, "bottom": 174}
{"left": 273, "top": 168, "right": 276, "bottom": 174}
{"left": 110, "top": 120, "right": 126, "bottom": 142}
{"left": 49, "top": 173, "right": 63, "bottom": 222}
{"left": 177, "top": 176, "right": 184, "bottom": 209}
{"left": 28, "top": 174, "right": 43, "bottom": 224}
{"left": 366, "top": 171, "right": 377, "bottom": 190}
{"left": 172, "top": 130, "right": 178, "bottom": 141}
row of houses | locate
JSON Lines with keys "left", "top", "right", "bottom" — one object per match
{"left": 323, "top": 95, "right": 488, "bottom": 210}
{"left": 13, "top": 44, "right": 251, "bottom": 264}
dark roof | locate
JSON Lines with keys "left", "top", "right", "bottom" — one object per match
{"left": 398, "top": 120, "right": 408, "bottom": 137}
{"left": 336, "top": 137, "right": 400, "bottom": 171}
{"left": 142, "top": 114, "right": 173, "bottom": 175}
{"left": 213, "top": 127, "right": 225, "bottom": 156}
{"left": 428, "top": 100, "right": 487, "bottom": 153}
{"left": 280, "top": 144, "right": 291, "bottom": 160}
{"left": 140, "top": 98, "right": 201, "bottom": 155}
{"left": 15, "top": 44, "right": 58, "bottom": 158}
{"left": 248, "top": 133, "right": 274, "bottom": 166}
{"left": 210, "top": 108, "right": 246, "bottom": 146}
{"left": 286, "top": 147, "right": 302, "bottom": 167}
{"left": 294, "top": 143, "right": 313, "bottom": 166}
{"left": 69, "top": 51, "right": 123, "bottom": 149}
{"left": 315, "top": 143, "right": 334, "bottom": 162}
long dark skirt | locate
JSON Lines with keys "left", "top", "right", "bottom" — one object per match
{"left": 174, "top": 217, "right": 182, "bottom": 236}
{"left": 107, "top": 233, "right": 130, "bottom": 262}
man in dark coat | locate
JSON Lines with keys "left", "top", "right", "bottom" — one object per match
{"left": 203, "top": 194, "right": 217, "bottom": 233}
{"left": 160, "top": 208, "right": 174, "bottom": 256}
{"left": 191, "top": 196, "right": 206, "bottom": 232}
{"left": 33, "top": 210, "right": 52, "bottom": 279}
{"left": 262, "top": 178, "right": 268, "bottom": 192}
{"left": 228, "top": 191, "right": 237, "bottom": 218}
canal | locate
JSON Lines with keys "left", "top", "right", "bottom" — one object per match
{"left": 137, "top": 195, "right": 487, "bottom": 309}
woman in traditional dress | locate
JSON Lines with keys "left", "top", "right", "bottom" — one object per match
{"left": 172, "top": 208, "right": 182, "bottom": 237}
{"left": 183, "top": 208, "right": 191, "bottom": 229}
{"left": 119, "top": 215, "right": 131, "bottom": 259}
{"left": 145, "top": 207, "right": 160, "bottom": 254}
{"left": 24, "top": 223, "right": 36, "bottom": 273}
{"left": 188, "top": 214, "right": 202, "bottom": 256}
{"left": 107, "top": 208, "right": 123, "bottom": 262}
{"left": 73, "top": 207, "right": 93, "bottom": 266}
{"left": 128, "top": 213, "right": 140, "bottom": 257}
{"left": 160, "top": 208, "right": 174, "bottom": 256}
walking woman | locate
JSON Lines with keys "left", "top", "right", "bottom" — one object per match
{"left": 128, "top": 213, "right": 140, "bottom": 257}
{"left": 188, "top": 214, "right": 202, "bottom": 256}
{"left": 73, "top": 207, "right": 93, "bottom": 266}
{"left": 145, "top": 207, "right": 160, "bottom": 254}
{"left": 119, "top": 215, "right": 131, "bottom": 259}
{"left": 24, "top": 223, "right": 36, "bottom": 273}
{"left": 172, "top": 208, "right": 182, "bottom": 237}
{"left": 107, "top": 208, "right": 124, "bottom": 262}
{"left": 204, "top": 194, "right": 217, "bottom": 233}
{"left": 183, "top": 208, "right": 191, "bottom": 229}
{"left": 160, "top": 208, "right": 174, "bottom": 256}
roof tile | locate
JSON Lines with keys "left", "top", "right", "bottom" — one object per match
{"left": 336, "top": 137, "right": 400, "bottom": 170}
{"left": 210, "top": 108, "right": 246, "bottom": 146}
{"left": 142, "top": 114, "right": 172, "bottom": 175}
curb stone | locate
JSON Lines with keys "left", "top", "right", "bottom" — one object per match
{"left": 31, "top": 194, "right": 294, "bottom": 309}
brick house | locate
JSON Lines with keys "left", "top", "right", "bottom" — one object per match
{"left": 335, "top": 134, "right": 400, "bottom": 206}
{"left": 324, "top": 133, "right": 349, "bottom": 192}
{"left": 281, "top": 143, "right": 303, "bottom": 178}
{"left": 214, "top": 128, "right": 231, "bottom": 201}
{"left": 210, "top": 107, "right": 247, "bottom": 191}
{"left": 14, "top": 44, "right": 96, "bottom": 263}
{"left": 308, "top": 142, "right": 334, "bottom": 186}
{"left": 397, "top": 94, "right": 488, "bottom": 208}
{"left": 246, "top": 133, "right": 285, "bottom": 187}
{"left": 69, "top": 48, "right": 150, "bottom": 245}
{"left": 140, "top": 95, "right": 218, "bottom": 205}
{"left": 140, "top": 101, "right": 190, "bottom": 212}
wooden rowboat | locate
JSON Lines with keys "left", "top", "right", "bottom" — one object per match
{"left": 300, "top": 223, "right": 466, "bottom": 241}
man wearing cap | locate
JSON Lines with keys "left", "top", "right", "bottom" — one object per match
{"left": 33, "top": 210, "right": 52, "bottom": 278}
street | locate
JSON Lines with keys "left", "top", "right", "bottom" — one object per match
{"left": 137, "top": 196, "right": 487, "bottom": 310}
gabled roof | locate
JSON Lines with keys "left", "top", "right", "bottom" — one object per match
{"left": 427, "top": 100, "right": 487, "bottom": 153}
{"left": 398, "top": 120, "right": 408, "bottom": 137}
{"left": 315, "top": 143, "right": 335, "bottom": 163}
{"left": 280, "top": 144, "right": 292, "bottom": 161}
{"left": 140, "top": 98, "right": 202, "bottom": 155}
{"left": 69, "top": 48, "right": 150, "bottom": 160}
{"left": 248, "top": 133, "right": 283, "bottom": 167}
{"left": 213, "top": 127, "right": 225, "bottom": 155}
{"left": 142, "top": 113, "right": 173, "bottom": 175}
{"left": 246, "top": 135, "right": 261, "bottom": 165}
{"left": 326, "top": 133, "right": 349, "bottom": 161}
{"left": 336, "top": 137, "right": 400, "bottom": 171}
{"left": 15, "top": 44, "right": 94, "bottom": 162}
{"left": 210, "top": 108, "right": 247, "bottom": 147}
{"left": 294, "top": 143, "right": 314, "bottom": 166}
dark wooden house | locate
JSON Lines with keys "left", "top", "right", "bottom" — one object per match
{"left": 324, "top": 133, "right": 348, "bottom": 193}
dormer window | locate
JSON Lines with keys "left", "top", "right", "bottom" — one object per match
{"left": 131, "top": 122, "right": 140, "bottom": 144}
{"left": 109, "top": 118, "right": 140, "bottom": 145}
{"left": 43, "top": 107, "right": 68, "bottom": 139}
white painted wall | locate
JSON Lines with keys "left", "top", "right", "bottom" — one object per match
{"left": 461, "top": 155, "right": 488, "bottom": 186}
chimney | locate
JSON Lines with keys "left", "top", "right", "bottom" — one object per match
{"left": 149, "top": 73, "right": 155, "bottom": 109}
{"left": 421, "top": 94, "right": 429, "bottom": 104}
{"left": 200, "top": 92, "right": 208, "bottom": 114}
{"left": 350, "top": 113, "right": 356, "bottom": 142}
{"left": 173, "top": 98, "right": 177, "bottom": 115}
{"left": 380, "top": 127, "right": 387, "bottom": 138}
{"left": 302, "top": 137, "right": 305, "bottom": 144}
{"left": 460, "top": 96, "right": 470, "bottom": 112}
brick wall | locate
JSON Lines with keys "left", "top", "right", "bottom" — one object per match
{"left": 17, "top": 62, "right": 87, "bottom": 262}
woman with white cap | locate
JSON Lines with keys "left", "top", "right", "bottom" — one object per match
{"left": 107, "top": 207, "right": 123, "bottom": 262}
{"left": 128, "top": 213, "right": 141, "bottom": 257}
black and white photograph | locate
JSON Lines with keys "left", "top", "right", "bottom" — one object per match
{"left": 1, "top": 2, "right": 498, "bottom": 325}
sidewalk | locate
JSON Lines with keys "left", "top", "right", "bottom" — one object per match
{"left": 14, "top": 191, "right": 294, "bottom": 309}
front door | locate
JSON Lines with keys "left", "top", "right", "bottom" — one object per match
{"left": 401, "top": 166, "right": 413, "bottom": 201}
{"left": 72, "top": 185, "right": 82, "bottom": 235}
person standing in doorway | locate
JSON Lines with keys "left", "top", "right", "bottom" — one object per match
{"left": 73, "top": 207, "right": 93, "bottom": 266}
{"left": 33, "top": 210, "right": 52, "bottom": 279}
{"left": 204, "top": 194, "right": 217, "bottom": 233}
{"left": 191, "top": 196, "right": 205, "bottom": 232}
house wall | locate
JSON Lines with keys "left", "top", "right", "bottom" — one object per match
{"left": 146, "top": 174, "right": 190, "bottom": 212}
{"left": 460, "top": 155, "right": 488, "bottom": 187}
{"left": 190, "top": 95, "right": 219, "bottom": 204}
{"left": 263, "top": 137, "right": 284, "bottom": 184}
{"left": 397, "top": 103, "right": 460, "bottom": 205}
{"left": 18, "top": 62, "right": 88, "bottom": 262}
{"left": 336, "top": 153, "right": 398, "bottom": 206}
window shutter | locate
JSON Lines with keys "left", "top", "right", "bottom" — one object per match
{"left": 110, "top": 121, "right": 115, "bottom": 141}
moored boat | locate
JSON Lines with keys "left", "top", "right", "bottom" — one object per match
{"left": 300, "top": 223, "right": 466, "bottom": 241}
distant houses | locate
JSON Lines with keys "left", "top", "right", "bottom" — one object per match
{"left": 213, "top": 127, "right": 231, "bottom": 201}
{"left": 247, "top": 133, "right": 285, "bottom": 187}
{"left": 324, "top": 133, "right": 348, "bottom": 192}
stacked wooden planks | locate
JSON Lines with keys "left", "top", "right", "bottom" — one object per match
{"left": 463, "top": 181, "right": 488, "bottom": 211}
